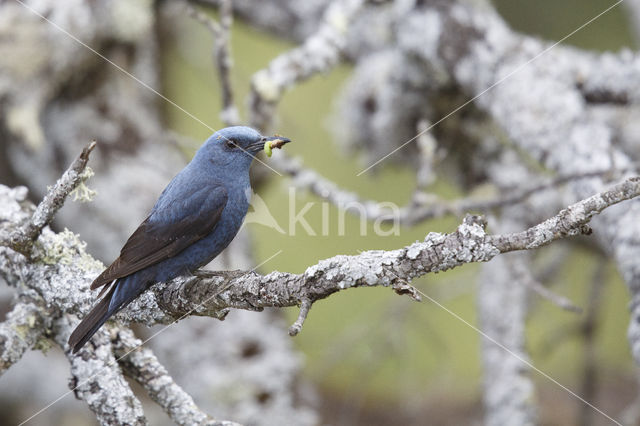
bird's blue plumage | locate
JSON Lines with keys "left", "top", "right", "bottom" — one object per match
{"left": 69, "top": 126, "right": 290, "bottom": 353}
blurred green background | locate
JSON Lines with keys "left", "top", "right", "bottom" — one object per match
{"left": 161, "top": 0, "right": 635, "bottom": 423}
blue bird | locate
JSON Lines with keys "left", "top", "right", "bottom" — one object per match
{"left": 68, "top": 126, "right": 290, "bottom": 353}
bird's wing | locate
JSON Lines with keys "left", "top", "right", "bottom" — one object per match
{"left": 90, "top": 184, "right": 228, "bottom": 291}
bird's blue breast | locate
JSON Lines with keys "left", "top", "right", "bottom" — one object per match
{"left": 154, "top": 184, "right": 249, "bottom": 282}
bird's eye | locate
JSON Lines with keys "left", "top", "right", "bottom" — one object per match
{"left": 225, "top": 140, "right": 237, "bottom": 149}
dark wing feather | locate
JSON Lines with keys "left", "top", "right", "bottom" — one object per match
{"left": 91, "top": 185, "right": 228, "bottom": 291}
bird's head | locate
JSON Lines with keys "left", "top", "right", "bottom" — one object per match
{"left": 197, "top": 126, "right": 291, "bottom": 170}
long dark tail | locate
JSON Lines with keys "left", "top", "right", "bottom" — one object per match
{"left": 69, "top": 275, "right": 151, "bottom": 353}
{"left": 68, "top": 285, "right": 118, "bottom": 353}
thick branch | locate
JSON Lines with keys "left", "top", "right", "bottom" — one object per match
{"left": 120, "top": 178, "right": 640, "bottom": 331}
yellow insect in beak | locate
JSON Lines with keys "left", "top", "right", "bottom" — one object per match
{"left": 263, "top": 137, "right": 291, "bottom": 157}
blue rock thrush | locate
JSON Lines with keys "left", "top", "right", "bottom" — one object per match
{"left": 68, "top": 126, "right": 290, "bottom": 353}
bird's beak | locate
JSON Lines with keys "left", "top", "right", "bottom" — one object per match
{"left": 249, "top": 136, "right": 292, "bottom": 154}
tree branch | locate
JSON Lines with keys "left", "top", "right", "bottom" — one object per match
{"left": 112, "top": 328, "right": 240, "bottom": 426}
{"left": 0, "top": 299, "right": 49, "bottom": 375}
{"left": 186, "top": 0, "right": 240, "bottom": 126}
{"left": 4, "top": 141, "right": 96, "bottom": 257}
{"left": 488, "top": 177, "right": 640, "bottom": 252}
{"left": 119, "top": 177, "right": 640, "bottom": 334}
{"left": 479, "top": 254, "right": 537, "bottom": 425}
{"left": 249, "top": 0, "right": 364, "bottom": 131}
{"left": 2, "top": 171, "right": 638, "bottom": 337}
{"left": 394, "top": 0, "right": 640, "bottom": 366}
{"left": 54, "top": 316, "right": 147, "bottom": 426}
{"left": 272, "top": 150, "right": 637, "bottom": 226}
{"left": 510, "top": 257, "right": 582, "bottom": 313}
{"left": 0, "top": 171, "right": 637, "bottom": 422}
{"left": 288, "top": 298, "right": 312, "bottom": 337}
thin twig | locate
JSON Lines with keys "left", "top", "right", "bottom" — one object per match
{"left": 186, "top": 0, "right": 240, "bottom": 126}
{"left": 404, "top": 165, "right": 640, "bottom": 225}
{"left": 288, "top": 298, "right": 312, "bottom": 336}
{"left": 510, "top": 258, "right": 583, "bottom": 313}
{"left": 524, "top": 278, "right": 583, "bottom": 313}
{"left": 216, "top": 0, "right": 238, "bottom": 125}
{"left": 272, "top": 150, "right": 638, "bottom": 227}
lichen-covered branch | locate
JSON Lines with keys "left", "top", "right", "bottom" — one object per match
{"left": 4, "top": 141, "right": 96, "bottom": 257}
{"left": 288, "top": 298, "right": 312, "bottom": 337}
{"left": 112, "top": 328, "right": 239, "bottom": 426}
{"left": 478, "top": 254, "right": 537, "bottom": 426}
{"left": 194, "top": 0, "right": 327, "bottom": 41}
{"left": 53, "top": 316, "right": 147, "bottom": 426}
{"left": 489, "top": 177, "right": 640, "bottom": 252}
{"left": 2, "top": 177, "right": 637, "bottom": 338}
{"left": 117, "top": 177, "right": 640, "bottom": 332}
{"left": 135, "top": 214, "right": 497, "bottom": 323}
{"left": 249, "top": 0, "right": 364, "bottom": 131}
{"left": 0, "top": 299, "right": 49, "bottom": 375}
{"left": 392, "top": 0, "right": 640, "bottom": 367}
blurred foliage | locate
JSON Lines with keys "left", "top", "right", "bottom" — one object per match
{"left": 161, "top": 0, "right": 635, "bottom": 421}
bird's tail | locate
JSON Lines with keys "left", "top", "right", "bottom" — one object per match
{"left": 68, "top": 285, "right": 117, "bottom": 354}
{"left": 69, "top": 275, "right": 151, "bottom": 353}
